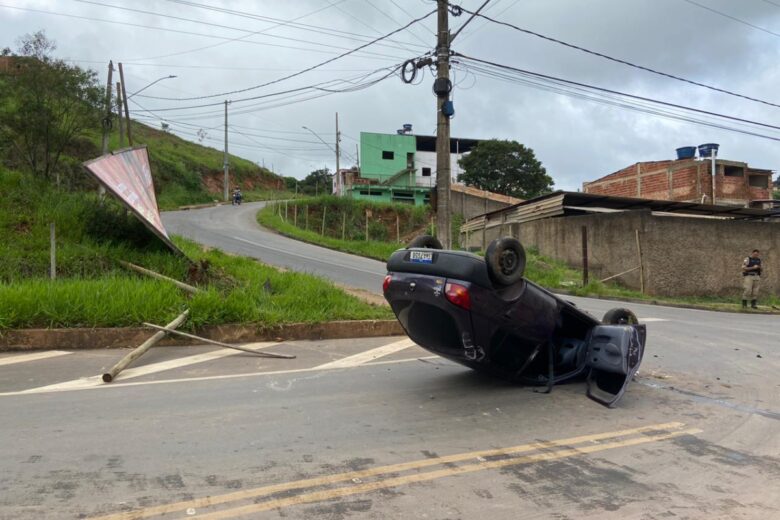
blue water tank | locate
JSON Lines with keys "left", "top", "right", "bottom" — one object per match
{"left": 698, "top": 143, "right": 720, "bottom": 158}
{"left": 676, "top": 146, "right": 696, "bottom": 160}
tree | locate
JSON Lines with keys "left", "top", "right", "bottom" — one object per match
{"left": 300, "top": 168, "right": 332, "bottom": 195}
{"left": 457, "top": 139, "right": 553, "bottom": 199}
{"left": 0, "top": 31, "right": 102, "bottom": 180}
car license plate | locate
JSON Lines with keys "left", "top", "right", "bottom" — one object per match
{"left": 409, "top": 251, "right": 433, "bottom": 264}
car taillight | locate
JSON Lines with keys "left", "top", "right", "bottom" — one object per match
{"left": 445, "top": 282, "right": 471, "bottom": 310}
{"left": 383, "top": 275, "right": 392, "bottom": 293}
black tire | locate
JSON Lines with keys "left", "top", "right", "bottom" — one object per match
{"left": 407, "top": 235, "right": 443, "bottom": 249}
{"left": 602, "top": 308, "right": 639, "bottom": 325}
{"left": 485, "top": 237, "right": 526, "bottom": 287}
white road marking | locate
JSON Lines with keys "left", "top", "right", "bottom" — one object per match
{"left": 0, "top": 350, "right": 72, "bottom": 367}
{"left": 17, "top": 342, "right": 281, "bottom": 394}
{"left": 314, "top": 339, "right": 417, "bottom": 369}
{"left": 641, "top": 318, "right": 668, "bottom": 322}
{"left": 230, "top": 236, "right": 385, "bottom": 276}
{"left": 0, "top": 352, "right": 446, "bottom": 397}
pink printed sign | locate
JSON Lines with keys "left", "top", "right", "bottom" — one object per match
{"left": 83, "top": 146, "right": 183, "bottom": 256}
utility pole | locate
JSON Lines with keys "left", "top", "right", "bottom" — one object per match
{"left": 335, "top": 112, "right": 341, "bottom": 195}
{"left": 116, "top": 82, "right": 124, "bottom": 147}
{"left": 223, "top": 100, "right": 229, "bottom": 202}
{"left": 435, "top": 0, "right": 452, "bottom": 248}
{"left": 101, "top": 61, "right": 113, "bottom": 155}
{"left": 118, "top": 63, "right": 132, "bottom": 146}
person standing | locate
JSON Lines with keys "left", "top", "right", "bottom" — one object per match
{"left": 742, "top": 249, "right": 762, "bottom": 309}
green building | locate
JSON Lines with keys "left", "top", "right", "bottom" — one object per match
{"left": 337, "top": 130, "right": 479, "bottom": 206}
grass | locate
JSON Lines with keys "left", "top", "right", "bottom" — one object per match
{"left": 0, "top": 169, "right": 392, "bottom": 329}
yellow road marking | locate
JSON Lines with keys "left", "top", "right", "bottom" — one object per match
{"left": 198, "top": 427, "right": 702, "bottom": 519}
{"left": 87, "top": 421, "right": 686, "bottom": 520}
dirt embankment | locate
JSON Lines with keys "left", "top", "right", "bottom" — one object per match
{"left": 201, "top": 171, "right": 284, "bottom": 194}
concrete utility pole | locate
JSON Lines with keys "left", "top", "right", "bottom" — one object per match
{"left": 435, "top": 0, "right": 452, "bottom": 248}
{"left": 118, "top": 63, "right": 132, "bottom": 146}
{"left": 116, "top": 82, "right": 124, "bottom": 147}
{"left": 223, "top": 100, "right": 230, "bottom": 202}
{"left": 335, "top": 112, "right": 341, "bottom": 195}
{"left": 101, "top": 61, "right": 113, "bottom": 155}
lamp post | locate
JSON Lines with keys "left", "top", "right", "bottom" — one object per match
{"left": 126, "top": 75, "right": 177, "bottom": 99}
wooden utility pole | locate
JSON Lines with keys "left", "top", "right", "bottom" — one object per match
{"left": 223, "top": 100, "right": 229, "bottom": 202}
{"left": 117, "top": 63, "right": 132, "bottom": 145}
{"left": 335, "top": 112, "right": 341, "bottom": 195}
{"left": 435, "top": 0, "right": 452, "bottom": 249}
{"left": 101, "top": 61, "right": 113, "bottom": 155}
{"left": 116, "top": 82, "right": 124, "bottom": 147}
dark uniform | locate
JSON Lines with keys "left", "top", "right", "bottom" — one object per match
{"left": 742, "top": 254, "right": 762, "bottom": 308}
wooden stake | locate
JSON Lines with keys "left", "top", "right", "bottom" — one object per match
{"left": 396, "top": 214, "right": 400, "bottom": 242}
{"left": 635, "top": 229, "right": 645, "bottom": 294}
{"left": 49, "top": 223, "right": 56, "bottom": 280}
{"left": 365, "top": 211, "right": 369, "bottom": 241}
{"left": 581, "top": 225, "right": 589, "bottom": 287}
{"left": 103, "top": 310, "right": 189, "bottom": 382}
{"left": 321, "top": 205, "right": 327, "bottom": 236}
{"left": 293, "top": 205, "right": 297, "bottom": 227}
{"left": 305, "top": 205, "right": 309, "bottom": 230}
{"left": 119, "top": 260, "right": 200, "bottom": 294}
{"left": 142, "top": 323, "right": 294, "bottom": 359}
{"left": 342, "top": 212, "right": 346, "bottom": 240}
{"left": 284, "top": 200, "right": 288, "bottom": 221}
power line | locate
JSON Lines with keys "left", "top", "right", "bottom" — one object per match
{"left": 459, "top": 6, "right": 780, "bottom": 110}
{"left": 680, "top": 0, "right": 780, "bottom": 38}
{"left": 129, "top": 8, "right": 434, "bottom": 102}
{"left": 455, "top": 54, "right": 780, "bottom": 142}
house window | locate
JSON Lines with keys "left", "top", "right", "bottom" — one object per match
{"left": 382, "top": 151, "right": 394, "bottom": 160}
{"left": 422, "top": 167, "right": 431, "bottom": 177}
{"left": 748, "top": 175, "right": 769, "bottom": 188}
{"left": 724, "top": 166, "right": 744, "bottom": 177}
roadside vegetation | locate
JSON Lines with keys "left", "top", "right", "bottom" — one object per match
{"left": 0, "top": 168, "right": 391, "bottom": 330}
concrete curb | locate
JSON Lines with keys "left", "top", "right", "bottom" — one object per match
{"left": 0, "top": 320, "right": 404, "bottom": 352}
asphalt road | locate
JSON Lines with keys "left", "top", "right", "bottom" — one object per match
{"left": 163, "top": 202, "right": 386, "bottom": 293}
{"left": 0, "top": 202, "right": 777, "bottom": 519}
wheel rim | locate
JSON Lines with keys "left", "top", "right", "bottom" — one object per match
{"left": 499, "top": 249, "right": 517, "bottom": 275}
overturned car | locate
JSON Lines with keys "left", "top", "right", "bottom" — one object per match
{"left": 383, "top": 236, "right": 646, "bottom": 407}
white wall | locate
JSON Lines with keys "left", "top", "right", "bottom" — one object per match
{"left": 414, "top": 150, "right": 468, "bottom": 187}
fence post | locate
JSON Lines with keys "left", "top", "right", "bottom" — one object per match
{"left": 305, "top": 205, "right": 309, "bottom": 230}
{"left": 635, "top": 229, "right": 645, "bottom": 294}
{"left": 396, "top": 213, "right": 400, "bottom": 242}
{"left": 342, "top": 212, "right": 346, "bottom": 240}
{"left": 581, "top": 225, "right": 589, "bottom": 287}
{"left": 284, "top": 200, "right": 288, "bottom": 221}
{"left": 50, "top": 222, "right": 56, "bottom": 280}
{"left": 293, "top": 204, "right": 297, "bottom": 227}
{"left": 321, "top": 205, "right": 327, "bottom": 236}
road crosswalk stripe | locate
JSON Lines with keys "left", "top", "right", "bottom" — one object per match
{"left": 313, "top": 338, "right": 416, "bottom": 369}
{"left": 18, "top": 342, "right": 281, "bottom": 394}
{"left": 0, "top": 350, "right": 72, "bottom": 367}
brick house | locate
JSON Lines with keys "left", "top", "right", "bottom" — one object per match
{"left": 583, "top": 158, "right": 773, "bottom": 206}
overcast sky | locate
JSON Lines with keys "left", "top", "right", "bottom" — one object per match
{"left": 2, "top": 0, "right": 780, "bottom": 189}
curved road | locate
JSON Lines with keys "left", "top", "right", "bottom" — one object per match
{"left": 163, "top": 202, "right": 386, "bottom": 293}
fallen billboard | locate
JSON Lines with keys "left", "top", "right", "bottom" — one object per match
{"left": 83, "top": 146, "right": 184, "bottom": 256}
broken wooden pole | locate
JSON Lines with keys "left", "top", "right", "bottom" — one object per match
{"left": 103, "top": 309, "right": 190, "bottom": 383}
{"left": 119, "top": 261, "right": 200, "bottom": 294}
{"left": 142, "top": 323, "right": 295, "bottom": 359}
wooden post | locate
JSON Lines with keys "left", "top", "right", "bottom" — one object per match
{"left": 581, "top": 225, "right": 589, "bottom": 287}
{"left": 118, "top": 63, "right": 132, "bottom": 146}
{"left": 635, "top": 229, "right": 645, "bottom": 294}
{"left": 103, "top": 310, "right": 189, "bottom": 383}
{"left": 305, "top": 205, "right": 309, "bottom": 230}
{"left": 293, "top": 205, "right": 297, "bottom": 227}
{"left": 321, "top": 205, "right": 327, "bottom": 236}
{"left": 342, "top": 212, "right": 346, "bottom": 240}
{"left": 49, "top": 223, "right": 56, "bottom": 280}
{"left": 396, "top": 213, "right": 400, "bottom": 242}
{"left": 119, "top": 260, "right": 200, "bottom": 294}
{"left": 116, "top": 82, "right": 124, "bottom": 147}
{"left": 365, "top": 210, "right": 369, "bottom": 241}
{"left": 430, "top": 216, "right": 435, "bottom": 238}
{"left": 284, "top": 200, "right": 288, "bottom": 221}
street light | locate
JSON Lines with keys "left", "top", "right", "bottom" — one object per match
{"left": 301, "top": 126, "right": 336, "bottom": 153}
{"left": 127, "top": 75, "right": 177, "bottom": 99}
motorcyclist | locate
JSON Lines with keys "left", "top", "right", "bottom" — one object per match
{"left": 232, "top": 187, "right": 243, "bottom": 205}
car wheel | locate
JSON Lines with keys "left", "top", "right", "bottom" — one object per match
{"left": 602, "top": 308, "right": 638, "bottom": 325}
{"left": 485, "top": 237, "right": 526, "bottom": 286}
{"left": 407, "top": 235, "right": 443, "bottom": 249}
